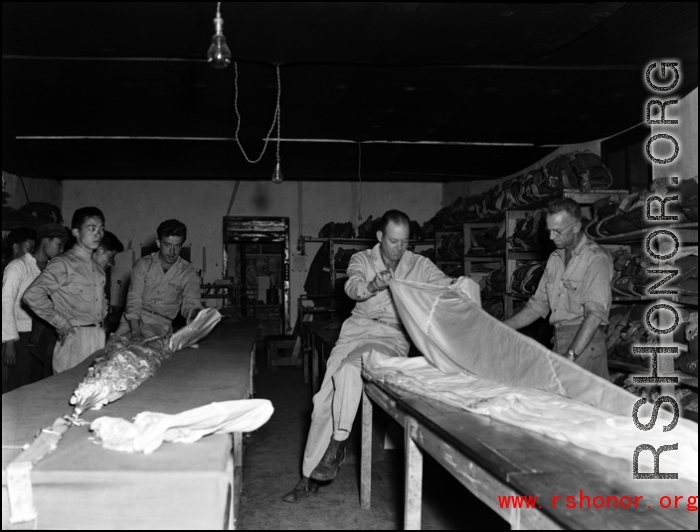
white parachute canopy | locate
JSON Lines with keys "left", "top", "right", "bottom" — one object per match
{"left": 390, "top": 277, "right": 639, "bottom": 417}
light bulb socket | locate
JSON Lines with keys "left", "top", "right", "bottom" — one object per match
{"left": 213, "top": 15, "right": 224, "bottom": 34}
{"left": 271, "top": 162, "right": 284, "bottom": 184}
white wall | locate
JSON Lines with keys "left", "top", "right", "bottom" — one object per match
{"left": 2, "top": 171, "right": 62, "bottom": 212}
{"left": 62, "top": 179, "right": 443, "bottom": 329}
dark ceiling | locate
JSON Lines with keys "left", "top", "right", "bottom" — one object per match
{"left": 2, "top": 2, "right": 698, "bottom": 182}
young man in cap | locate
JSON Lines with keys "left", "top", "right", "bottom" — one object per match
{"left": 115, "top": 219, "right": 202, "bottom": 341}
{"left": 503, "top": 198, "right": 614, "bottom": 378}
{"left": 2, "top": 227, "right": 35, "bottom": 272}
{"left": 24, "top": 207, "right": 109, "bottom": 373}
{"left": 2, "top": 223, "right": 68, "bottom": 391}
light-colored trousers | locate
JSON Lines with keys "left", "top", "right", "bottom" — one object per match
{"left": 53, "top": 327, "right": 106, "bottom": 374}
{"left": 301, "top": 316, "right": 410, "bottom": 478}
{"left": 553, "top": 324, "right": 609, "bottom": 380}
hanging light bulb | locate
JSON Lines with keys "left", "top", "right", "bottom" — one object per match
{"left": 271, "top": 160, "right": 284, "bottom": 184}
{"left": 207, "top": 3, "right": 231, "bottom": 69}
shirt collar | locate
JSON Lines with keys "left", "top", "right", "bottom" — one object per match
{"left": 70, "top": 244, "right": 93, "bottom": 261}
{"left": 152, "top": 251, "right": 183, "bottom": 272}
{"left": 371, "top": 243, "right": 413, "bottom": 272}
{"left": 554, "top": 232, "right": 591, "bottom": 260}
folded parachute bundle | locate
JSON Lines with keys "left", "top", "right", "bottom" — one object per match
{"left": 438, "top": 262, "right": 465, "bottom": 278}
{"left": 473, "top": 220, "right": 506, "bottom": 253}
{"left": 318, "top": 221, "right": 355, "bottom": 238}
{"left": 482, "top": 266, "right": 506, "bottom": 297}
{"left": 544, "top": 151, "right": 613, "bottom": 192}
{"left": 333, "top": 247, "right": 362, "bottom": 270}
{"left": 436, "top": 232, "right": 464, "bottom": 260}
{"left": 418, "top": 247, "right": 436, "bottom": 261}
{"left": 356, "top": 215, "right": 376, "bottom": 239}
{"left": 586, "top": 177, "right": 697, "bottom": 238}
{"left": 509, "top": 209, "right": 553, "bottom": 250}
{"left": 510, "top": 262, "right": 545, "bottom": 296}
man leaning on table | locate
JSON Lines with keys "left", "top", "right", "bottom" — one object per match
{"left": 115, "top": 219, "right": 202, "bottom": 341}
{"left": 503, "top": 198, "right": 614, "bottom": 379}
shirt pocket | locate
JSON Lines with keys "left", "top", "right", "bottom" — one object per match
{"left": 74, "top": 282, "right": 96, "bottom": 304}
{"left": 165, "top": 282, "right": 184, "bottom": 305}
{"left": 562, "top": 278, "right": 582, "bottom": 314}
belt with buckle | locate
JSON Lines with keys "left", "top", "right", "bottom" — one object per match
{"left": 74, "top": 322, "right": 104, "bottom": 328}
{"left": 143, "top": 308, "right": 172, "bottom": 321}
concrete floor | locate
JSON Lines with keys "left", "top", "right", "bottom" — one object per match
{"left": 237, "top": 353, "right": 509, "bottom": 530}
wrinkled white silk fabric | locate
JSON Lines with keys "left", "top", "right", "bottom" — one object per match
{"left": 368, "top": 279, "right": 698, "bottom": 483}
{"left": 390, "top": 278, "right": 642, "bottom": 416}
{"left": 90, "top": 399, "right": 274, "bottom": 454}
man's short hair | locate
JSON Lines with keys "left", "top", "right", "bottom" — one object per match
{"left": 157, "top": 219, "right": 187, "bottom": 241}
{"left": 547, "top": 198, "right": 582, "bottom": 221}
{"left": 378, "top": 210, "right": 411, "bottom": 234}
{"left": 100, "top": 231, "right": 124, "bottom": 253}
{"left": 72, "top": 207, "right": 105, "bottom": 230}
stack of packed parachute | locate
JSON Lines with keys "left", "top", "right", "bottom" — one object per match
{"left": 423, "top": 150, "right": 613, "bottom": 237}
{"left": 605, "top": 302, "right": 698, "bottom": 421}
{"left": 584, "top": 175, "right": 697, "bottom": 238}
{"left": 607, "top": 247, "right": 697, "bottom": 299}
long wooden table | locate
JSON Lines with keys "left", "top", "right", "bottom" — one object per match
{"left": 361, "top": 376, "right": 698, "bottom": 530}
{"left": 2, "top": 316, "right": 257, "bottom": 530}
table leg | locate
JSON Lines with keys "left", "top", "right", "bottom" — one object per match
{"left": 302, "top": 332, "right": 309, "bottom": 384}
{"left": 311, "top": 334, "right": 319, "bottom": 394}
{"left": 231, "top": 432, "right": 243, "bottom": 529}
{"left": 404, "top": 417, "right": 423, "bottom": 530}
{"left": 361, "top": 389, "right": 373, "bottom": 509}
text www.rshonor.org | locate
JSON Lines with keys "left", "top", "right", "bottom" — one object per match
{"left": 497, "top": 492, "right": 698, "bottom": 511}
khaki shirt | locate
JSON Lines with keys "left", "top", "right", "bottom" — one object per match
{"left": 526, "top": 234, "right": 613, "bottom": 327}
{"left": 23, "top": 246, "right": 107, "bottom": 330}
{"left": 124, "top": 252, "right": 202, "bottom": 322}
{"left": 345, "top": 244, "right": 453, "bottom": 324}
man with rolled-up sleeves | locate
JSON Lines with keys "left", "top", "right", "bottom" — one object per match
{"left": 115, "top": 219, "right": 202, "bottom": 341}
{"left": 503, "top": 198, "right": 614, "bottom": 379}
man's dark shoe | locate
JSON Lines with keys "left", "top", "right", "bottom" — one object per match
{"left": 282, "top": 477, "right": 319, "bottom": 503}
{"left": 310, "top": 438, "right": 347, "bottom": 482}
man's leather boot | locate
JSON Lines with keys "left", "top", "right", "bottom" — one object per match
{"left": 310, "top": 437, "right": 347, "bottom": 482}
{"left": 282, "top": 477, "right": 319, "bottom": 503}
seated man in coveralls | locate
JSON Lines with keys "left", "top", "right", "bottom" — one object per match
{"left": 284, "top": 209, "right": 458, "bottom": 502}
